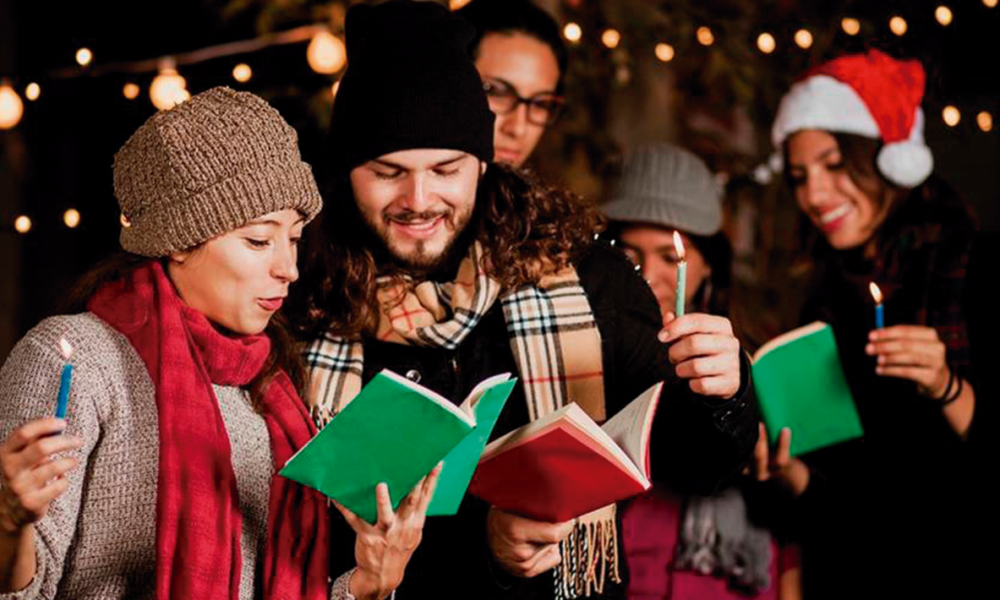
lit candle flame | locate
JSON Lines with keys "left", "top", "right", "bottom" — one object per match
{"left": 673, "top": 231, "right": 686, "bottom": 261}
{"left": 869, "top": 282, "right": 883, "bottom": 304}
{"left": 59, "top": 337, "right": 74, "bottom": 360}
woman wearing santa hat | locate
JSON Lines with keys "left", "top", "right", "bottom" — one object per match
{"left": 758, "top": 50, "right": 981, "bottom": 598}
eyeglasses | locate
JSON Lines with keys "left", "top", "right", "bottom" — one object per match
{"left": 482, "top": 78, "right": 566, "bottom": 126}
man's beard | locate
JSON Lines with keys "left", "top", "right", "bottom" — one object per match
{"left": 361, "top": 205, "right": 476, "bottom": 272}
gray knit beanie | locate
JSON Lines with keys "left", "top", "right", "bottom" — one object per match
{"left": 114, "top": 86, "right": 323, "bottom": 257}
{"left": 602, "top": 143, "right": 723, "bottom": 237}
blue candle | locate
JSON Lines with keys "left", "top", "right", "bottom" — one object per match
{"left": 674, "top": 231, "right": 687, "bottom": 318}
{"left": 56, "top": 338, "right": 74, "bottom": 419}
{"left": 869, "top": 283, "right": 884, "bottom": 329}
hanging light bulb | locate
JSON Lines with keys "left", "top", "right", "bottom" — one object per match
{"left": 25, "top": 83, "right": 40, "bottom": 101}
{"left": 655, "top": 43, "right": 675, "bottom": 62}
{"left": 841, "top": 18, "right": 861, "bottom": 36}
{"left": 150, "top": 61, "right": 188, "bottom": 111}
{"left": 757, "top": 32, "right": 776, "bottom": 54}
{"left": 307, "top": 31, "right": 347, "bottom": 75}
{"left": 123, "top": 83, "right": 140, "bottom": 100}
{"left": 696, "top": 26, "right": 715, "bottom": 46}
{"left": 232, "top": 63, "right": 252, "bottom": 83}
{"left": 14, "top": 216, "right": 32, "bottom": 234}
{"left": 943, "top": 105, "right": 961, "bottom": 127}
{"left": 890, "top": 16, "right": 908, "bottom": 36}
{"left": 977, "top": 111, "right": 993, "bottom": 132}
{"left": 794, "top": 29, "right": 814, "bottom": 49}
{"left": 601, "top": 29, "right": 621, "bottom": 49}
{"left": 0, "top": 82, "right": 24, "bottom": 130}
{"left": 936, "top": 6, "right": 954, "bottom": 25}
{"left": 76, "top": 47, "right": 93, "bottom": 67}
{"left": 64, "top": 209, "right": 81, "bottom": 229}
{"left": 563, "top": 22, "right": 582, "bottom": 43}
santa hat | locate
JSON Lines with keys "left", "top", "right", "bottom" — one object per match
{"left": 772, "top": 50, "right": 934, "bottom": 188}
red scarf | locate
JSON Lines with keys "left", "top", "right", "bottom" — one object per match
{"left": 89, "top": 262, "right": 329, "bottom": 600}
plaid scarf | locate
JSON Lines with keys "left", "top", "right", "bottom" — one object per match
{"left": 304, "top": 242, "right": 620, "bottom": 598}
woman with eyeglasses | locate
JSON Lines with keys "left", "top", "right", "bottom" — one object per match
{"left": 458, "top": 0, "right": 567, "bottom": 168}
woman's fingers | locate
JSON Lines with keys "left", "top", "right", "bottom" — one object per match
{"left": 754, "top": 423, "right": 770, "bottom": 481}
{"left": 374, "top": 482, "right": 396, "bottom": 531}
{"left": 775, "top": 428, "right": 792, "bottom": 467}
{"left": 414, "top": 463, "right": 443, "bottom": 516}
{"left": 332, "top": 498, "right": 370, "bottom": 534}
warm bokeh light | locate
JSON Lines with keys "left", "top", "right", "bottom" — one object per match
{"left": 64, "top": 209, "right": 81, "bottom": 229}
{"left": 984, "top": 0, "right": 997, "bottom": 8}
{"left": 0, "top": 83, "right": 24, "bottom": 129}
{"left": 449, "top": 0, "right": 472, "bottom": 9}
{"left": 14, "top": 216, "right": 32, "bottom": 234}
{"left": 757, "top": 32, "right": 776, "bottom": 54}
{"left": 842, "top": 18, "right": 861, "bottom": 36}
{"left": 150, "top": 65, "right": 188, "bottom": 111}
{"left": 869, "top": 282, "right": 883, "bottom": 304}
{"left": 232, "top": 63, "right": 252, "bottom": 83}
{"left": 307, "top": 31, "right": 347, "bottom": 75}
{"left": 795, "top": 29, "right": 814, "bottom": 49}
{"left": 601, "top": 29, "right": 621, "bottom": 49}
{"left": 943, "top": 105, "right": 961, "bottom": 127}
{"left": 76, "top": 47, "right": 93, "bottom": 67}
{"left": 331, "top": 80, "right": 341, "bottom": 97}
{"left": 696, "top": 26, "right": 715, "bottom": 46}
{"left": 25, "top": 83, "right": 40, "bottom": 101}
{"left": 890, "top": 16, "right": 908, "bottom": 36}
{"left": 936, "top": 6, "right": 953, "bottom": 26}
{"left": 123, "top": 83, "right": 140, "bottom": 100}
{"left": 563, "top": 22, "right": 582, "bottom": 43}
{"left": 655, "top": 43, "right": 675, "bottom": 62}
{"left": 978, "top": 111, "right": 993, "bottom": 132}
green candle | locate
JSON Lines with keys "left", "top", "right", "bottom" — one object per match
{"left": 674, "top": 231, "right": 686, "bottom": 317}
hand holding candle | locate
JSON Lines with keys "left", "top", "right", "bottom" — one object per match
{"left": 869, "top": 282, "right": 884, "bottom": 329}
{"left": 673, "top": 231, "right": 687, "bottom": 318}
{"left": 56, "top": 338, "right": 74, "bottom": 419}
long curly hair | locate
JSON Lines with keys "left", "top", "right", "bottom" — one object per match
{"left": 288, "top": 162, "right": 603, "bottom": 339}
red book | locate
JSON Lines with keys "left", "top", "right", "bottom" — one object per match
{"left": 468, "top": 381, "right": 663, "bottom": 522}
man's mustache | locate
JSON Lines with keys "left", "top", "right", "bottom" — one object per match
{"left": 385, "top": 210, "right": 451, "bottom": 224}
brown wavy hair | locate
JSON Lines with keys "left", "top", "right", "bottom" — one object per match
{"left": 288, "top": 162, "right": 603, "bottom": 339}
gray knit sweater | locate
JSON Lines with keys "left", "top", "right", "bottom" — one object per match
{"left": 0, "top": 314, "right": 350, "bottom": 600}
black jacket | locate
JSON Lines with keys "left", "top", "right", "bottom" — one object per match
{"left": 331, "top": 242, "right": 757, "bottom": 599}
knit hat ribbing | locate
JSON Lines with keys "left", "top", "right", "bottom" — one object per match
{"left": 772, "top": 50, "right": 933, "bottom": 188}
{"left": 329, "top": 0, "right": 495, "bottom": 173}
{"left": 114, "top": 86, "right": 323, "bottom": 257}
{"left": 602, "top": 144, "right": 723, "bottom": 237}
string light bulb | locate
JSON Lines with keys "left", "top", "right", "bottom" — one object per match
{"left": 890, "top": 16, "right": 908, "bottom": 36}
{"left": 795, "top": 29, "right": 814, "bottom": 49}
{"left": 757, "top": 32, "right": 776, "bottom": 54}
{"left": 307, "top": 31, "right": 347, "bottom": 75}
{"left": 936, "top": 6, "right": 953, "bottom": 26}
{"left": 76, "top": 47, "right": 93, "bottom": 67}
{"left": 123, "top": 83, "right": 140, "bottom": 100}
{"left": 0, "top": 82, "right": 24, "bottom": 130}
{"left": 842, "top": 18, "right": 861, "bottom": 36}
{"left": 14, "top": 216, "right": 32, "bottom": 234}
{"left": 232, "top": 63, "right": 252, "bottom": 83}
{"left": 696, "top": 26, "right": 715, "bottom": 46}
{"left": 563, "top": 22, "right": 582, "bottom": 43}
{"left": 601, "top": 29, "right": 621, "bottom": 49}
{"left": 64, "top": 209, "right": 81, "bottom": 229}
{"left": 150, "top": 61, "right": 188, "bottom": 111}
{"left": 655, "top": 43, "right": 675, "bottom": 62}
{"left": 25, "top": 83, "right": 40, "bottom": 101}
{"left": 978, "top": 111, "right": 993, "bottom": 132}
{"left": 943, "top": 105, "right": 961, "bottom": 127}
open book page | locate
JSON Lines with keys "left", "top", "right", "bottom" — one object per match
{"left": 458, "top": 372, "right": 512, "bottom": 416}
{"left": 480, "top": 402, "right": 647, "bottom": 485}
{"left": 380, "top": 368, "right": 475, "bottom": 427}
{"left": 600, "top": 381, "right": 663, "bottom": 479}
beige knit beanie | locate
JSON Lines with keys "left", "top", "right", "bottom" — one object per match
{"left": 114, "top": 86, "right": 323, "bottom": 257}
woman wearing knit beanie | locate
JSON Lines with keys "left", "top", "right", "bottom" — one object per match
{"left": 603, "top": 143, "right": 801, "bottom": 600}
{"left": 760, "top": 50, "right": 980, "bottom": 597}
{"left": 0, "top": 87, "right": 433, "bottom": 600}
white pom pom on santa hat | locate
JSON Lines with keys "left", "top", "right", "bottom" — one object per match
{"left": 772, "top": 50, "right": 934, "bottom": 188}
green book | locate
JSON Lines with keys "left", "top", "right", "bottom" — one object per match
{"left": 280, "top": 369, "right": 514, "bottom": 523}
{"left": 751, "top": 321, "right": 863, "bottom": 456}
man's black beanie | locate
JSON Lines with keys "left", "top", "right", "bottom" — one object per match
{"left": 330, "top": 0, "right": 495, "bottom": 173}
